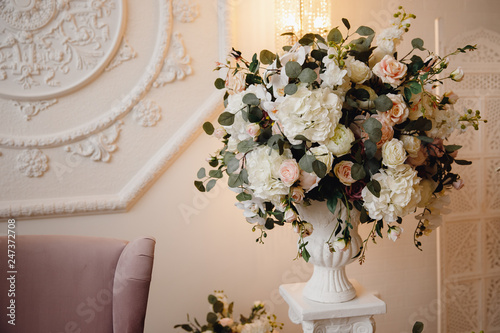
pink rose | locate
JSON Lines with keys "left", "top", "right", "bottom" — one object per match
{"left": 388, "top": 226, "right": 403, "bottom": 242}
{"left": 334, "top": 161, "right": 356, "bottom": 186}
{"left": 429, "top": 138, "right": 445, "bottom": 158}
{"left": 279, "top": 159, "right": 300, "bottom": 186}
{"left": 219, "top": 318, "right": 234, "bottom": 327}
{"left": 373, "top": 115, "right": 394, "bottom": 148}
{"left": 299, "top": 170, "right": 321, "bottom": 193}
{"left": 213, "top": 126, "right": 227, "bottom": 139}
{"left": 453, "top": 179, "right": 465, "bottom": 190}
{"left": 225, "top": 71, "right": 246, "bottom": 94}
{"left": 246, "top": 123, "right": 261, "bottom": 138}
{"left": 407, "top": 145, "right": 428, "bottom": 166}
{"left": 290, "top": 186, "right": 305, "bottom": 203}
{"left": 372, "top": 55, "right": 407, "bottom": 88}
{"left": 383, "top": 93, "right": 409, "bottom": 125}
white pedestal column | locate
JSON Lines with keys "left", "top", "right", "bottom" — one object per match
{"left": 279, "top": 280, "right": 386, "bottom": 333}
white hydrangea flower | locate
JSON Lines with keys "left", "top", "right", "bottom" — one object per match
{"left": 277, "top": 85, "right": 342, "bottom": 145}
{"left": 245, "top": 146, "right": 293, "bottom": 205}
{"left": 320, "top": 55, "right": 348, "bottom": 88}
{"left": 362, "top": 164, "right": 422, "bottom": 222}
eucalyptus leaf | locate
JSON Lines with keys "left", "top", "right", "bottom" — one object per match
{"left": 242, "top": 93, "right": 260, "bottom": 106}
{"left": 314, "top": 34, "right": 327, "bottom": 45}
{"left": 407, "top": 81, "right": 422, "bottom": 94}
{"left": 226, "top": 157, "right": 240, "bottom": 174}
{"left": 285, "top": 61, "right": 302, "bottom": 79}
{"left": 194, "top": 180, "right": 205, "bottom": 192}
{"left": 197, "top": 167, "right": 206, "bottom": 179}
{"left": 213, "top": 301, "right": 224, "bottom": 314}
{"left": 412, "top": 321, "right": 424, "bottom": 333}
{"left": 367, "top": 180, "right": 381, "bottom": 198}
{"left": 298, "top": 67, "right": 318, "bottom": 83}
{"left": 236, "top": 192, "right": 252, "bottom": 201}
{"left": 455, "top": 159, "right": 472, "bottom": 165}
{"left": 445, "top": 145, "right": 462, "bottom": 153}
{"left": 327, "top": 28, "right": 343, "bottom": 43}
{"left": 260, "top": 49, "right": 276, "bottom": 65}
{"left": 214, "top": 78, "right": 225, "bottom": 90}
{"left": 299, "top": 154, "right": 316, "bottom": 173}
{"left": 209, "top": 169, "right": 223, "bottom": 179}
{"left": 206, "top": 179, "right": 217, "bottom": 192}
{"left": 351, "top": 163, "right": 366, "bottom": 180}
{"left": 218, "top": 112, "right": 235, "bottom": 126}
{"left": 312, "top": 160, "right": 327, "bottom": 178}
{"left": 364, "top": 140, "right": 378, "bottom": 160}
{"left": 327, "top": 197, "right": 338, "bottom": 214}
{"left": 240, "top": 169, "right": 249, "bottom": 184}
{"left": 248, "top": 106, "right": 263, "bottom": 123}
{"left": 417, "top": 135, "right": 434, "bottom": 143}
{"left": 207, "top": 312, "right": 218, "bottom": 324}
{"left": 363, "top": 117, "right": 382, "bottom": 143}
{"left": 411, "top": 38, "right": 425, "bottom": 50}
{"left": 356, "top": 26, "right": 374, "bottom": 36}
{"left": 203, "top": 121, "right": 214, "bottom": 135}
{"left": 374, "top": 95, "right": 393, "bottom": 112}
{"left": 342, "top": 18, "right": 351, "bottom": 30}
{"left": 284, "top": 83, "right": 298, "bottom": 95}
{"left": 237, "top": 139, "right": 256, "bottom": 153}
{"left": 228, "top": 173, "right": 242, "bottom": 188}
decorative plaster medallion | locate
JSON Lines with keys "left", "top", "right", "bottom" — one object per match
{"left": 11, "top": 99, "right": 58, "bottom": 120}
{"left": 16, "top": 148, "right": 48, "bottom": 177}
{"left": 133, "top": 100, "right": 161, "bottom": 127}
{"left": 0, "top": 0, "right": 126, "bottom": 100}
{"left": 173, "top": 0, "right": 199, "bottom": 23}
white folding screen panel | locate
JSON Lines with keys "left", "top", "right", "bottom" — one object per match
{"left": 439, "top": 28, "right": 500, "bottom": 333}
{"left": 0, "top": 0, "right": 231, "bottom": 218}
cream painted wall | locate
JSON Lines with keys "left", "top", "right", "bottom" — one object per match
{"left": 1, "top": 1, "right": 499, "bottom": 333}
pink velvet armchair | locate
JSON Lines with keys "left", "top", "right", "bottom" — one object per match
{"left": 0, "top": 235, "right": 156, "bottom": 333}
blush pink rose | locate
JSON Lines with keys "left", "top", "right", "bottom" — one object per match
{"left": 453, "top": 179, "right": 465, "bottom": 190}
{"left": 372, "top": 55, "right": 407, "bottom": 88}
{"left": 299, "top": 170, "right": 321, "bottom": 193}
{"left": 334, "top": 161, "right": 356, "bottom": 186}
{"left": 246, "top": 123, "right": 261, "bottom": 138}
{"left": 279, "top": 159, "right": 300, "bottom": 186}
{"left": 284, "top": 208, "right": 298, "bottom": 223}
{"left": 219, "top": 318, "right": 234, "bottom": 327}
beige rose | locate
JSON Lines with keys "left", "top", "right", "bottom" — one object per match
{"left": 382, "top": 138, "right": 406, "bottom": 168}
{"left": 246, "top": 123, "right": 261, "bottom": 138}
{"left": 400, "top": 135, "right": 421, "bottom": 158}
{"left": 225, "top": 71, "right": 246, "bottom": 94}
{"left": 334, "top": 161, "right": 356, "bottom": 186}
{"left": 284, "top": 208, "right": 298, "bottom": 223}
{"left": 407, "top": 146, "right": 428, "bottom": 167}
{"left": 450, "top": 67, "right": 464, "bottom": 82}
{"left": 290, "top": 186, "right": 305, "bottom": 203}
{"left": 372, "top": 55, "right": 407, "bottom": 88}
{"left": 347, "top": 58, "right": 372, "bottom": 84}
{"left": 279, "top": 159, "right": 300, "bottom": 187}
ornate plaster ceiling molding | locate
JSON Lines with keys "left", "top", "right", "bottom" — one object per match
{"left": 0, "top": 0, "right": 232, "bottom": 218}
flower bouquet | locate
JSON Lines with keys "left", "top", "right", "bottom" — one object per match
{"left": 174, "top": 291, "right": 282, "bottom": 333}
{"left": 195, "top": 7, "right": 484, "bottom": 298}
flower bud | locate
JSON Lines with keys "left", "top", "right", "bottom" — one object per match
{"left": 450, "top": 67, "right": 464, "bottom": 82}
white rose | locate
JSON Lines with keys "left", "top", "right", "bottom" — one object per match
{"left": 245, "top": 146, "right": 293, "bottom": 204}
{"left": 225, "top": 70, "right": 246, "bottom": 94}
{"left": 382, "top": 138, "right": 406, "bottom": 168}
{"left": 346, "top": 58, "right": 372, "bottom": 84}
{"left": 400, "top": 135, "right": 421, "bottom": 158}
{"left": 308, "top": 145, "right": 334, "bottom": 174}
{"left": 450, "top": 67, "right": 464, "bottom": 82}
{"left": 277, "top": 85, "right": 342, "bottom": 144}
{"left": 246, "top": 123, "right": 261, "bottom": 138}
{"left": 284, "top": 208, "right": 297, "bottom": 223}
{"left": 322, "top": 124, "right": 355, "bottom": 157}
{"left": 376, "top": 26, "right": 404, "bottom": 54}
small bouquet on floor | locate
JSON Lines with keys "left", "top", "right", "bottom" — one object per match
{"left": 174, "top": 291, "right": 283, "bottom": 333}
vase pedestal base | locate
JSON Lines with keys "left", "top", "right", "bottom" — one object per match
{"left": 279, "top": 280, "right": 386, "bottom": 333}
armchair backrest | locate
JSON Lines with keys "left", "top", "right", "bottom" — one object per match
{"left": 0, "top": 235, "right": 155, "bottom": 333}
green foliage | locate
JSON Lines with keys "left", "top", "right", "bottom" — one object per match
{"left": 218, "top": 112, "right": 234, "bottom": 126}
{"left": 259, "top": 49, "right": 276, "bottom": 65}
{"left": 298, "top": 68, "right": 318, "bottom": 83}
{"left": 285, "top": 61, "right": 302, "bottom": 79}
{"left": 374, "top": 95, "right": 393, "bottom": 112}
{"left": 284, "top": 83, "right": 298, "bottom": 95}
{"left": 363, "top": 117, "right": 382, "bottom": 143}
{"left": 203, "top": 122, "right": 214, "bottom": 135}
{"left": 356, "top": 25, "right": 374, "bottom": 36}
{"left": 242, "top": 93, "right": 260, "bottom": 106}
{"left": 411, "top": 38, "right": 425, "bottom": 50}
{"left": 412, "top": 321, "right": 424, "bottom": 333}
{"left": 214, "top": 78, "right": 225, "bottom": 90}
{"left": 327, "top": 28, "right": 343, "bottom": 43}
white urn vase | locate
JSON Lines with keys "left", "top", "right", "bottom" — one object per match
{"left": 296, "top": 200, "right": 362, "bottom": 303}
